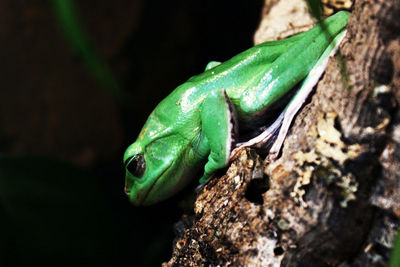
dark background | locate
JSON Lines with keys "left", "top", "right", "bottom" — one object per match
{"left": 0, "top": 1, "right": 262, "bottom": 266}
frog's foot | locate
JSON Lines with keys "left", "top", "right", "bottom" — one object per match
{"left": 195, "top": 182, "right": 205, "bottom": 193}
{"left": 195, "top": 174, "right": 214, "bottom": 193}
{"left": 230, "top": 110, "right": 284, "bottom": 161}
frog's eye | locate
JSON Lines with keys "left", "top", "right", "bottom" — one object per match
{"left": 125, "top": 154, "right": 146, "bottom": 178}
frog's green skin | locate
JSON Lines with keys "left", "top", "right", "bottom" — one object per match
{"left": 124, "top": 11, "right": 350, "bottom": 205}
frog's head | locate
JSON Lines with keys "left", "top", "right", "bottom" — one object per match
{"left": 123, "top": 135, "right": 190, "bottom": 205}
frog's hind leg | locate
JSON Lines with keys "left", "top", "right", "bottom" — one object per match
{"left": 230, "top": 30, "right": 347, "bottom": 161}
{"left": 268, "top": 30, "right": 347, "bottom": 160}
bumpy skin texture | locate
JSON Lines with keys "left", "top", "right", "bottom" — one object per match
{"left": 124, "top": 11, "right": 350, "bottom": 205}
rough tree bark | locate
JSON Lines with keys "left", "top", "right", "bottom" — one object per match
{"left": 163, "top": 0, "right": 400, "bottom": 266}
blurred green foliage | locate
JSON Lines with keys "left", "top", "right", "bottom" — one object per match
{"left": 52, "top": 0, "right": 127, "bottom": 104}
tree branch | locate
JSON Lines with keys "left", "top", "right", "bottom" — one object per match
{"left": 163, "top": 0, "right": 400, "bottom": 266}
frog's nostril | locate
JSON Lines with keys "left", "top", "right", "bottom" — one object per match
{"left": 124, "top": 187, "right": 130, "bottom": 195}
{"left": 124, "top": 178, "right": 132, "bottom": 195}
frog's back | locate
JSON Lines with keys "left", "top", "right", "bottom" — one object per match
{"left": 170, "top": 11, "right": 349, "bottom": 119}
{"left": 147, "top": 9, "right": 349, "bottom": 131}
{"left": 161, "top": 33, "right": 301, "bottom": 119}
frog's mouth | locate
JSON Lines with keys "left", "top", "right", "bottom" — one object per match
{"left": 140, "top": 161, "right": 172, "bottom": 205}
{"left": 126, "top": 161, "right": 172, "bottom": 206}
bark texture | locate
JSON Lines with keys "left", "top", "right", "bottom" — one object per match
{"left": 164, "top": 0, "right": 400, "bottom": 266}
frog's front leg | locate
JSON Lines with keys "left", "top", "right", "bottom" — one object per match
{"left": 199, "top": 89, "right": 238, "bottom": 183}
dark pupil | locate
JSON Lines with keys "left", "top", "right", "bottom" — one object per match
{"left": 125, "top": 154, "right": 146, "bottom": 178}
